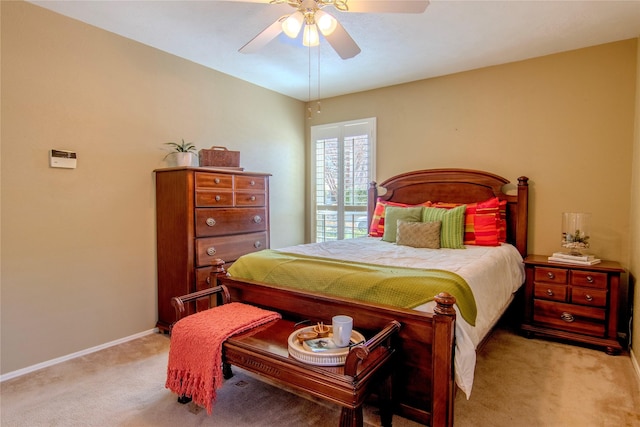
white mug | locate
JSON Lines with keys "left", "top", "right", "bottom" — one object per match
{"left": 332, "top": 315, "right": 353, "bottom": 347}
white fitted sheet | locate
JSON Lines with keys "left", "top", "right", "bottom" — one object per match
{"left": 276, "top": 237, "right": 525, "bottom": 397}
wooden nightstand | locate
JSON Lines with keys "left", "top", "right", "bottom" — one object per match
{"left": 521, "top": 255, "right": 624, "bottom": 355}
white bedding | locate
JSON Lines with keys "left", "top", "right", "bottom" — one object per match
{"left": 276, "top": 237, "right": 525, "bottom": 398}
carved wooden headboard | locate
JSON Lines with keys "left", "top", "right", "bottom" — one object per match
{"left": 367, "top": 169, "right": 529, "bottom": 256}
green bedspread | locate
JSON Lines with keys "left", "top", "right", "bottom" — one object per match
{"left": 228, "top": 250, "right": 477, "bottom": 326}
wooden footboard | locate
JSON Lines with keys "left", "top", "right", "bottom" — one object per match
{"left": 216, "top": 271, "right": 456, "bottom": 427}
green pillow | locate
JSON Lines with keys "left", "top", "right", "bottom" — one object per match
{"left": 421, "top": 205, "right": 466, "bottom": 249}
{"left": 381, "top": 206, "right": 423, "bottom": 242}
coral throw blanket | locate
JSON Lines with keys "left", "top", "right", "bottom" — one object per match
{"left": 165, "top": 302, "right": 281, "bottom": 414}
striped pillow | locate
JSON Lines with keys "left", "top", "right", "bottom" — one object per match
{"left": 369, "top": 198, "right": 432, "bottom": 237}
{"left": 433, "top": 197, "right": 502, "bottom": 246}
{"left": 421, "top": 205, "right": 466, "bottom": 249}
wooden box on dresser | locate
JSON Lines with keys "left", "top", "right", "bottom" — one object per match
{"left": 154, "top": 167, "right": 270, "bottom": 332}
{"left": 521, "top": 254, "right": 625, "bottom": 355}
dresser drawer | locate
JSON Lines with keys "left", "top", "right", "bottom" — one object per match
{"left": 235, "top": 191, "right": 266, "bottom": 207}
{"left": 236, "top": 175, "right": 266, "bottom": 191}
{"left": 570, "top": 286, "right": 607, "bottom": 308}
{"left": 195, "top": 190, "right": 234, "bottom": 207}
{"left": 195, "top": 232, "right": 268, "bottom": 267}
{"left": 533, "top": 300, "right": 605, "bottom": 337}
{"left": 534, "top": 266, "right": 568, "bottom": 284}
{"left": 533, "top": 282, "right": 567, "bottom": 302}
{"left": 570, "top": 270, "right": 607, "bottom": 289}
{"left": 195, "top": 172, "right": 234, "bottom": 189}
{"left": 195, "top": 208, "right": 267, "bottom": 237}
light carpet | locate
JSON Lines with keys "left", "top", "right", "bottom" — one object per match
{"left": 1, "top": 326, "right": 639, "bottom": 426}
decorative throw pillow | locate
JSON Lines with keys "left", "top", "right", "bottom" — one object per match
{"left": 396, "top": 220, "right": 441, "bottom": 249}
{"left": 433, "top": 197, "right": 502, "bottom": 246}
{"left": 498, "top": 199, "right": 507, "bottom": 243}
{"left": 381, "top": 206, "right": 424, "bottom": 243}
{"left": 369, "top": 198, "right": 432, "bottom": 237}
{"left": 421, "top": 204, "right": 466, "bottom": 249}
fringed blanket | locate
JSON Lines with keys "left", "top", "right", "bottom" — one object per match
{"left": 165, "top": 302, "right": 281, "bottom": 414}
{"left": 229, "top": 249, "right": 477, "bottom": 326}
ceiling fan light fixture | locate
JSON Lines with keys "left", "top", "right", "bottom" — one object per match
{"left": 315, "top": 10, "right": 337, "bottom": 36}
{"left": 282, "top": 11, "right": 304, "bottom": 38}
{"left": 302, "top": 23, "right": 320, "bottom": 47}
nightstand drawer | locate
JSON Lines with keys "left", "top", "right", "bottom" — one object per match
{"left": 570, "top": 286, "right": 607, "bottom": 307}
{"left": 533, "top": 300, "right": 605, "bottom": 337}
{"left": 533, "top": 283, "right": 567, "bottom": 302}
{"left": 534, "top": 267, "right": 568, "bottom": 284}
{"left": 570, "top": 270, "right": 607, "bottom": 289}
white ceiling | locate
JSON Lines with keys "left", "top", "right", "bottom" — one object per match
{"left": 29, "top": 1, "right": 640, "bottom": 101}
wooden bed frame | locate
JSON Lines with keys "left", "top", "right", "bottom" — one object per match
{"left": 211, "top": 169, "right": 529, "bottom": 426}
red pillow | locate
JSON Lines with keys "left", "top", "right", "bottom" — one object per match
{"left": 433, "top": 197, "right": 501, "bottom": 246}
{"left": 369, "top": 198, "right": 432, "bottom": 237}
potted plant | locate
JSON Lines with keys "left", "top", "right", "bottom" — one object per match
{"left": 164, "top": 139, "right": 197, "bottom": 167}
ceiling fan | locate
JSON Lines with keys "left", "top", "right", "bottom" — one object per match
{"left": 236, "top": 0, "right": 430, "bottom": 59}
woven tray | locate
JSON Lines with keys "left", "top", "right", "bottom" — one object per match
{"left": 287, "top": 326, "right": 365, "bottom": 366}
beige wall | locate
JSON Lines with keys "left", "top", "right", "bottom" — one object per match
{"left": 307, "top": 39, "right": 638, "bottom": 359}
{"left": 630, "top": 39, "right": 640, "bottom": 377}
{"left": 309, "top": 40, "right": 637, "bottom": 263}
{"left": 1, "top": 2, "right": 305, "bottom": 374}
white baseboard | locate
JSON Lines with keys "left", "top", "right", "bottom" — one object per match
{"left": 0, "top": 328, "right": 159, "bottom": 382}
{"left": 631, "top": 347, "right": 640, "bottom": 389}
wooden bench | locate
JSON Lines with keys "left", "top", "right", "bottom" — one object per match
{"left": 171, "top": 285, "right": 401, "bottom": 427}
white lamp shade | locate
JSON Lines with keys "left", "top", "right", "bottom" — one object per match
{"left": 303, "top": 24, "right": 320, "bottom": 47}
{"left": 315, "top": 10, "right": 337, "bottom": 36}
{"left": 282, "top": 12, "right": 304, "bottom": 38}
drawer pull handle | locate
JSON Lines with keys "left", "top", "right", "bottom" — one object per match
{"left": 250, "top": 180, "right": 256, "bottom": 186}
{"left": 586, "top": 275, "right": 594, "bottom": 283}
{"left": 547, "top": 272, "right": 555, "bottom": 279}
{"left": 254, "top": 241, "right": 262, "bottom": 249}
{"left": 585, "top": 294, "right": 593, "bottom": 302}
{"left": 546, "top": 289, "right": 554, "bottom": 296}
{"left": 250, "top": 196, "right": 256, "bottom": 201}
{"left": 215, "top": 195, "right": 221, "bottom": 202}
{"left": 253, "top": 215, "right": 262, "bottom": 224}
{"left": 560, "top": 312, "right": 575, "bottom": 323}
{"left": 206, "top": 218, "right": 216, "bottom": 227}
{"left": 207, "top": 247, "right": 217, "bottom": 256}
{"left": 214, "top": 178, "right": 220, "bottom": 184}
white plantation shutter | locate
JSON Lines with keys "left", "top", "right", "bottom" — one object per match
{"left": 311, "top": 118, "right": 376, "bottom": 242}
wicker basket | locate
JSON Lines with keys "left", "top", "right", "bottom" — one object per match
{"left": 199, "top": 146, "right": 240, "bottom": 167}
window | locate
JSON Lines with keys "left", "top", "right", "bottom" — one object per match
{"left": 310, "top": 118, "right": 376, "bottom": 242}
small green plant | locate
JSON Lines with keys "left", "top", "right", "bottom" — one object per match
{"left": 165, "top": 139, "right": 196, "bottom": 153}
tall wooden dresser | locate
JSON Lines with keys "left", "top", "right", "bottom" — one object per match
{"left": 154, "top": 167, "right": 270, "bottom": 331}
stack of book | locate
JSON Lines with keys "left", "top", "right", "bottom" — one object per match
{"left": 548, "top": 252, "right": 601, "bottom": 265}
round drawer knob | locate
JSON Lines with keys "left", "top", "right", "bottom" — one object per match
{"left": 214, "top": 178, "right": 220, "bottom": 184}
{"left": 206, "top": 276, "right": 211, "bottom": 284}
{"left": 253, "top": 215, "right": 262, "bottom": 224}
{"left": 585, "top": 294, "right": 593, "bottom": 302}
{"left": 250, "top": 180, "right": 256, "bottom": 186}
{"left": 250, "top": 196, "right": 256, "bottom": 201}
{"left": 207, "top": 247, "right": 217, "bottom": 256}
{"left": 547, "top": 272, "right": 555, "bottom": 279}
{"left": 254, "top": 241, "right": 262, "bottom": 249}
{"left": 560, "top": 312, "right": 575, "bottom": 323}
{"left": 206, "top": 218, "right": 216, "bottom": 227}
{"left": 215, "top": 195, "right": 221, "bottom": 202}
{"left": 546, "top": 289, "right": 554, "bottom": 296}
{"left": 586, "top": 275, "right": 594, "bottom": 283}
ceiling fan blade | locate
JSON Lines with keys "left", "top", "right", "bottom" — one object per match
{"left": 322, "top": 19, "right": 361, "bottom": 59}
{"left": 345, "top": 0, "right": 429, "bottom": 13}
{"left": 239, "top": 16, "right": 287, "bottom": 54}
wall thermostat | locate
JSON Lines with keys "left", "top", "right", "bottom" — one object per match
{"left": 49, "top": 149, "right": 77, "bottom": 169}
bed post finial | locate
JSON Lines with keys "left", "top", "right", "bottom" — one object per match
{"left": 367, "top": 181, "right": 378, "bottom": 229}
{"left": 433, "top": 292, "right": 456, "bottom": 316}
{"left": 209, "top": 259, "right": 228, "bottom": 287}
